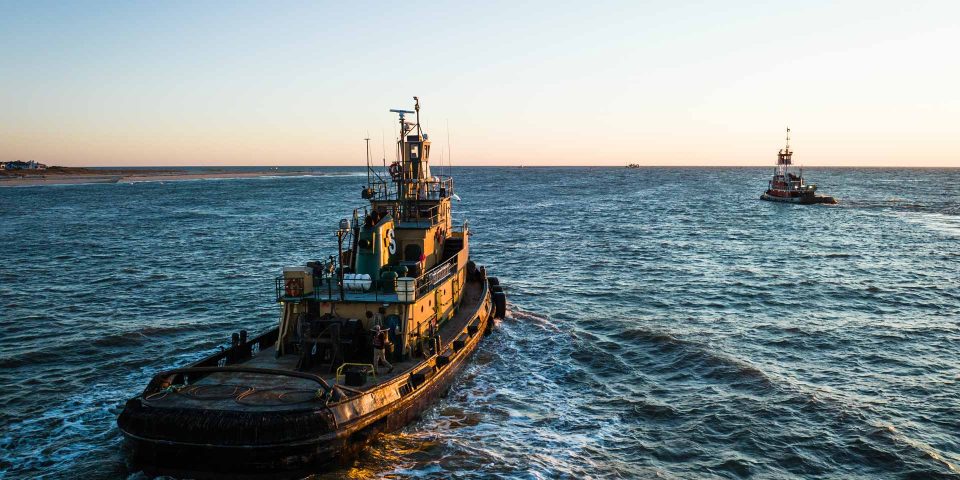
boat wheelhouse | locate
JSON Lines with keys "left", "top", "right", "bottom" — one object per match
{"left": 118, "top": 97, "right": 506, "bottom": 475}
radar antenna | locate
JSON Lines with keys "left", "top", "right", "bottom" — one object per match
{"left": 389, "top": 108, "right": 416, "bottom": 136}
{"left": 388, "top": 98, "right": 423, "bottom": 203}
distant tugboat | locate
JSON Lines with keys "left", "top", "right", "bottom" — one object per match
{"left": 760, "top": 128, "right": 836, "bottom": 204}
{"left": 118, "top": 97, "right": 506, "bottom": 476}
{"left": 626, "top": 163, "right": 640, "bottom": 169}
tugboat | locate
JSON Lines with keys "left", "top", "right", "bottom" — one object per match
{"left": 760, "top": 128, "right": 837, "bottom": 204}
{"left": 118, "top": 97, "right": 506, "bottom": 476}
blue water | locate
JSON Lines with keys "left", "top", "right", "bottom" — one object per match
{"left": 1, "top": 167, "right": 958, "bottom": 479}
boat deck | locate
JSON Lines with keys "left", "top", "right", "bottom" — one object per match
{"left": 143, "top": 280, "right": 483, "bottom": 412}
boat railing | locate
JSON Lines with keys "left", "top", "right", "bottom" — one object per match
{"left": 276, "top": 274, "right": 396, "bottom": 303}
{"left": 364, "top": 180, "right": 395, "bottom": 201}
{"left": 406, "top": 203, "right": 442, "bottom": 226}
{"left": 415, "top": 253, "right": 459, "bottom": 298}
{"left": 275, "top": 254, "right": 458, "bottom": 304}
{"left": 367, "top": 176, "right": 454, "bottom": 203}
{"left": 451, "top": 219, "right": 469, "bottom": 237}
{"left": 372, "top": 202, "right": 444, "bottom": 226}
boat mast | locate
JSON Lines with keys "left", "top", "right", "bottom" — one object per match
{"left": 777, "top": 127, "right": 792, "bottom": 179}
{"left": 365, "top": 135, "right": 371, "bottom": 186}
{"left": 414, "top": 96, "right": 422, "bottom": 138}
{"left": 389, "top": 105, "right": 415, "bottom": 209}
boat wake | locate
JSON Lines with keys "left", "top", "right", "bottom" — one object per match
{"left": 897, "top": 211, "right": 960, "bottom": 238}
{"left": 409, "top": 305, "right": 960, "bottom": 479}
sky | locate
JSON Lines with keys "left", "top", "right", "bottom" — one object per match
{"left": 1, "top": 0, "right": 958, "bottom": 167}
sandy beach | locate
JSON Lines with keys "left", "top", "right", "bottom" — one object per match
{"left": 0, "top": 170, "right": 322, "bottom": 187}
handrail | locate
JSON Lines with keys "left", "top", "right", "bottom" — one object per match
{"left": 276, "top": 274, "right": 396, "bottom": 303}
{"left": 419, "top": 253, "right": 458, "bottom": 282}
{"left": 367, "top": 176, "right": 454, "bottom": 202}
{"left": 276, "top": 246, "right": 462, "bottom": 303}
{"left": 415, "top": 253, "right": 459, "bottom": 298}
{"left": 274, "top": 217, "right": 464, "bottom": 303}
{"left": 375, "top": 201, "right": 443, "bottom": 225}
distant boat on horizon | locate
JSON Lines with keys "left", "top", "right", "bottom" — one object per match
{"left": 626, "top": 163, "right": 640, "bottom": 169}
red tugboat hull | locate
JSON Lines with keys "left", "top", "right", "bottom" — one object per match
{"left": 761, "top": 191, "right": 837, "bottom": 205}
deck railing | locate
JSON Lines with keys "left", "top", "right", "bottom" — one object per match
{"left": 275, "top": 275, "right": 396, "bottom": 303}
{"left": 367, "top": 176, "right": 454, "bottom": 203}
{"left": 415, "top": 254, "right": 459, "bottom": 298}
{"left": 370, "top": 202, "right": 443, "bottom": 226}
{"left": 275, "top": 250, "right": 462, "bottom": 304}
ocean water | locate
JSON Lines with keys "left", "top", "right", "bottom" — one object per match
{"left": 1, "top": 167, "right": 958, "bottom": 479}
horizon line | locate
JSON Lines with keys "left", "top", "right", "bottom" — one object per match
{"left": 53, "top": 164, "right": 960, "bottom": 169}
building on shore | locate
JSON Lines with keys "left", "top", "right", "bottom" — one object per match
{"left": 1, "top": 160, "right": 47, "bottom": 170}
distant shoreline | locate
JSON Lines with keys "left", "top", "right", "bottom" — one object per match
{"left": 0, "top": 167, "right": 325, "bottom": 187}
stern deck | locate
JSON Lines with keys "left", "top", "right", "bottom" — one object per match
{"left": 144, "top": 280, "right": 484, "bottom": 412}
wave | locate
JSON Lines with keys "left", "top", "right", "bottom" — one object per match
{"left": 0, "top": 324, "right": 212, "bottom": 369}
{"left": 610, "top": 325, "right": 776, "bottom": 390}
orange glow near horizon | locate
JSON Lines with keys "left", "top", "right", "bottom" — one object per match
{"left": 1, "top": 2, "right": 958, "bottom": 168}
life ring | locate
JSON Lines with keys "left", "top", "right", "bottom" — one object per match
{"left": 389, "top": 162, "right": 401, "bottom": 180}
{"left": 284, "top": 278, "right": 303, "bottom": 297}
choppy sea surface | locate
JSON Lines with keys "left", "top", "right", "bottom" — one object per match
{"left": 1, "top": 167, "right": 958, "bottom": 479}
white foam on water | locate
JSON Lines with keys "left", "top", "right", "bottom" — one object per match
{"left": 0, "top": 378, "right": 129, "bottom": 477}
{"left": 897, "top": 211, "right": 960, "bottom": 238}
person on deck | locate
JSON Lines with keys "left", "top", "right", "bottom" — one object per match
{"left": 372, "top": 325, "right": 394, "bottom": 374}
{"left": 429, "top": 317, "right": 440, "bottom": 355}
{"left": 376, "top": 305, "right": 387, "bottom": 328}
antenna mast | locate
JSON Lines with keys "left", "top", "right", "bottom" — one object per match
{"left": 389, "top": 102, "right": 417, "bottom": 206}
{"left": 414, "top": 96, "right": 421, "bottom": 138}
{"left": 364, "top": 134, "right": 371, "bottom": 186}
{"left": 777, "top": 126, "right": 793, "bottom": 177}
